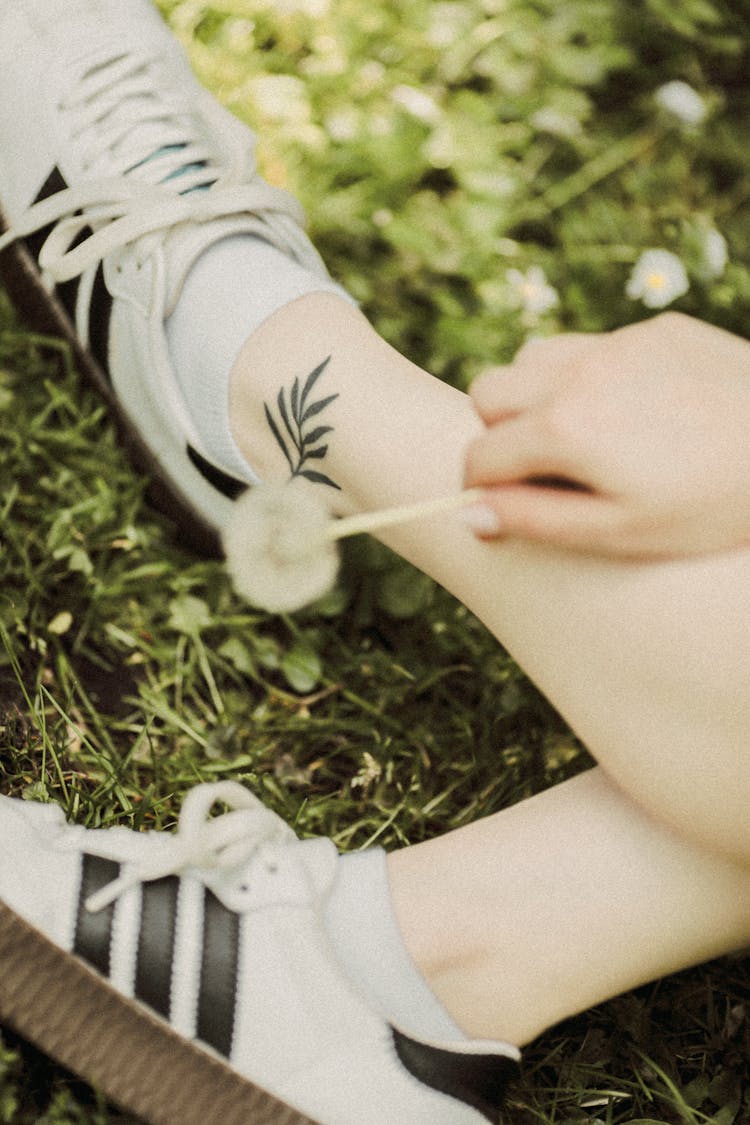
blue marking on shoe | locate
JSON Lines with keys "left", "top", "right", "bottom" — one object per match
{"left": 128, "top": 144, "right": 215, "bottom": 193}
{"left": 26, "top": 167, "right": 114, "bottom": 382}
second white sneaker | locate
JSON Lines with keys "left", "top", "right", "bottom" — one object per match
{"left": 0, "top": 780, "right": 521, "bottom": 1124}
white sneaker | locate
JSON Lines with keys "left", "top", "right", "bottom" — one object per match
{"left": 0, "top": 0, "right": 332, "bottom": 554}
{"left": 0, "top": 781, "right": 520, "bottom": 1124}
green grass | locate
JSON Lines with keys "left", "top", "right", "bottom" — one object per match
{"left": 1, "top": 0, "right": 750, "bottom": 1121}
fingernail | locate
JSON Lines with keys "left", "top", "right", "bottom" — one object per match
{"left": 459, "top": 503, "right": 502, "bottom": 536}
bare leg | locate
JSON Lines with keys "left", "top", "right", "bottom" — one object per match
{"left": 389, "top": 767, "right": 750, "bottom": 1044}
{"left": 230, "top": 292, "right": 750, "bottom": 1041}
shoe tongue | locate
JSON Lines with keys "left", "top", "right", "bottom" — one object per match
{"left": 298, "top": 837, "right": 340, "bottom": 900}
{"left": 162, "top": 215, "right": 273, "bottom": 317}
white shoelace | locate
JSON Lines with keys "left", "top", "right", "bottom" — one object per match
{"left": 83, "top": 780, "right": 297, "bottom": 914}
{"left": 0, "top": 51, "right": 323, "bottom": 289}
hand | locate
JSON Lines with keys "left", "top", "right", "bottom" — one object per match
{"left": 464, "top": 313, "right": 750, "bottom": 558}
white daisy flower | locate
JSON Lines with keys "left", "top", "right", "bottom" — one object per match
{"left": 654, "top": 81, "right": 708, "bottom": 126}
{"left": 372, "top": 208, "right": 394, "bottom": 228}
{"left": 626, "top": 249, "right": 689, "bottom": 309}
{"left": 358, "top": 60, "right": 386, "bottom": 89}
{"left": 390, "top": 85, "right": 442, "bottom": 125}
{"left": 275, "top": 0, "right": 331, "bottom": 15}
{"left": 427, "top": 3, "right": 473, "bottom": 48}
{"left": 507, "top": 266, "right": 560, "bottom": 316}
{"left": 702, "top": 227, "right": 729, "bottom": 278}
{"left": 325, "top": 108, "right": 359, "bottom": 142}
{"left": 531, "top": 107, "right": 582, "bottom": 138}
{"left": 248, "top": 75, "right": 309, "bottom": 123}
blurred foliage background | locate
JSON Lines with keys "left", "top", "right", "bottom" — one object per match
{"left": 165, "top": 0, "right": 750, "bottom": 379}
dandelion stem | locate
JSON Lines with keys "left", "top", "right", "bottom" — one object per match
{"left": 322, "top": 488, "right": 486, "bottom": 543}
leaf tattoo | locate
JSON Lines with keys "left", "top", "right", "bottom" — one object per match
{"left": 264, "top": 356, "right": 341, "bottom": 490}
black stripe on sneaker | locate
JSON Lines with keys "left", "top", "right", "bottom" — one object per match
{"left": 74, "top": 854, "right": 119, "bottom": 977}
{"left": 197, "top": 887, "right": 240, "bottom": 1057}
{"left": 186, "top": 444, "right": 249, "bottom": 501}
{"left": 392, "top": 1027, "right": 520, "bottom": 1123}
{"left": 56, "top": 227, "right": 90, "bottom": 326}
{"left": 25, "top": 167, "right": 69, "bottom": 263}
{"left": 26, "top": 167, "right": 113, "bottom": 382}
{"left": 26, "top": 168, "right": 89, "bottom": 326}
{"left": 134, "top": 875, "right": 180, "bottom": 1019}
{"left": 88, "top": 261, "right": 113, "bottom": 379}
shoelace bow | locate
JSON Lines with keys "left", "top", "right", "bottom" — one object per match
{"left": 0, "top": 51, "right": 321, "bottom": 288}
{"left": 83, "top": 781, "right": 297, "bottom": 914}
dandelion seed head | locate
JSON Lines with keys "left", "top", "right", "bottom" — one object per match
{"left": 224, "top": 482, "right": 339, "bottom": 614}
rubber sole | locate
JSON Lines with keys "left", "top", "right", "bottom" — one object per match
{"left": 0, "top": 206, "right": 222, "bottom": 558}
{"left": 0, "top": 901, "right": 317, "bottom": 1125}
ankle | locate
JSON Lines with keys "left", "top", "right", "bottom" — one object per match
{"left": 386, "top": 849, "right": 537, "bottom": 1046}
{"left": 229, "top": 290, "right": 476, "bottom": 521}
{"left": 229, "top": 292, "right": 377, "bottom": 515}
{"left": 323, "top": 849, "right": 468, "bottom": 1043}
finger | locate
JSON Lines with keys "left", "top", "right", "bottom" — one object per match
{"left": 464, "top": 413, "right": 584, "bottom": 490}
{"left": 512, "top": 332, "right": 598, "bottom": 369}
{"left": 462, "top": 484, "right": 629, "bottom": 555}
{"left": 470, "top": 334, "right": 599, "bottom": 422}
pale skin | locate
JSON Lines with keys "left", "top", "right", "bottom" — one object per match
{"left": 465, "top": 313, "right": 750, "bottom": 559}
{"left": 229, "top": 294, "right": 750, "bottom": 1047}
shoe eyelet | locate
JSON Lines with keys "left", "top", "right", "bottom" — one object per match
{"left": 265, "top": 862, "right": 278, "bottom": 875}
